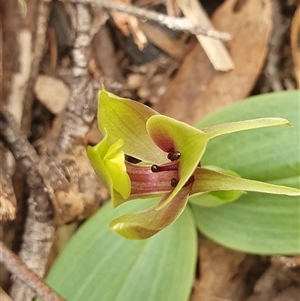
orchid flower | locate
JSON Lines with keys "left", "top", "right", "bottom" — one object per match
{"left": 87, "top": 87, "right": 300, "bottom": 240}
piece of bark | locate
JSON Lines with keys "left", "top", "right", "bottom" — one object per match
{"left": 20, "top": 0, "right": 51, "bottom": 134}
{"left": 154, "top": 0, "right": 272, "bottom": 124}
{"left": 1, "top": 0, "right": 21, "bottom": 106}
{"left": 1, "top": 3, "right": 52, "bottom": 295}
{"left": 0, "top": 168, "right": 16, "bottom": 221}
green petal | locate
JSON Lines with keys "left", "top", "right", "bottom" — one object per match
{"left": 147, "top": 115, "right": 209, "bottom": 209}
{"left": 98, "top": 87, "right": 166, "bottom": 163}
{"left": 109, "top": 185, "right": 192, "bottom": 239}
{"left": 87, "top": 134, "right": 131, "bottom": 207}
{"left": 189, "top": 166, "right": 243, "bottom": 207}
{"left": 202, "top": 118, "right": 290, "bottom": 140}
{"left": 87, "top": 135, "right": 112, "bottom": 190}
{"left": 190, "top": 167, "right": 300, "bottom": 196}
{"left": 106, "top": 158, "right": 131, "bottom": 201}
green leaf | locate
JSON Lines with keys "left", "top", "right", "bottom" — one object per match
{"left": 191, "top": 90, "right": 300, "bottom": 254}
{"left": 45, "top": 199, "right": 197, "bottom": 301}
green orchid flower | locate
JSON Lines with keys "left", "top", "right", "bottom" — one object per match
{"left": 87, "top": 87, "right": 300, "bottom": 240}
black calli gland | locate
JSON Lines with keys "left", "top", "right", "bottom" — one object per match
{"left": 151, "top": 163, "right": 178, "bottom": 172}
{"left": 151, "top": 149, "right": 181, "bottom": 188}
{"left": 171, "top": 178, "right": 179, "bottom": 187}
{"left": 167, "top": 151, "right": 181, "bottom": 162}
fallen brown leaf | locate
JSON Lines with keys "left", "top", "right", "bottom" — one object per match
{"left": 154, "top": 0, "right": 272, "bottom": 125}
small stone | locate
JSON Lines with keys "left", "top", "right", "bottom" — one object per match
{"left": 34, "top": 75, "right": 70, "bottom": 114}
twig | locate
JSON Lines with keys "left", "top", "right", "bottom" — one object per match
{"left": 0, "top": 241, "right": 65, "bottom": 301}
{"left": 68, "top": 0, "right": 231, "bottom": 42}
{"left": 0, "top": 111, "right": 55, "bottom": 301}
{"left": 53, "top": 3, "right": 95, "bottom": 155}
{"left": 0, "top": 112, "right": 53, "bottom": 222}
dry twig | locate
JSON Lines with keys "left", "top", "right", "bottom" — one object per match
{"left": 0, "top": 111, "right": 55, "bottom": 301}
{"left": 68, "top": 0, "right": 231, "bottom": 41}
{"left": 0, "top": 241, "right": 65, "bottom": 301}
{"left": 53, "top": 3, "right": 95, "bottom": 155}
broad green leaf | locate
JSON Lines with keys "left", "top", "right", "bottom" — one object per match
{"left": 191, "top": 90, "right": 300, "bottom": 254}
{"left": 45, "top": 199, "right": 197, "bottom": 301}
{"left": 192, "top": 190, "right": 299, "bottom": 254}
